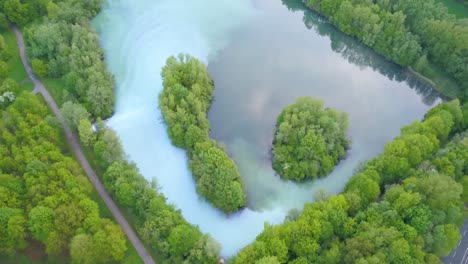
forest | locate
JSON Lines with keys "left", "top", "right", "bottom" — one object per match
{"left": 234, "top": 100, "right": 468, "bottom": 263}
{"left": 0, "top": 92, "right": 127, "bottom": 263}
{"left": 273, "top": 97, "right": 349, "bottom": 181}
{"left": 159, "top": 54, "right": 247, "bottom": 214}
{"left": 0, "top": 0, "right": 115, "bottom": 118}
{"left": 304, "top": 0, "right": 468, "bottom": 99}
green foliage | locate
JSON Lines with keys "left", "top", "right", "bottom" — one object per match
{"left": 168, "top": 225, "right": 200, "bottom": 257}
{"left": 388, "top": 0, "right": 468, "bottom": 90}
{"left": 190, "top": 140, "right": 247, "bottom": 214}
{"left": 235, "top": 100, "right": 467, "bottom": 263}
{"left": 28, "top": 206, "right": 55, "bottom": 242}
{"left": 432, "top": 130, "right": 468, "bottom": 181}
{"left": 31, "top": 58, "right": 48, "bottom": 78}
{"left": 3, "top": 0, "right": 29, "bottom": 26}
{"left": 0, "top": 208, "right": 27, "bottom": 255}
{"left": 24, "top": 0, "right": 114, "bottom": 118}
{"left": 78, "top": 118, "right": 96, "bottom": 147}
{"left": 0, "top": 13, "right": 8, "bottom": 32}
{"left": 0, "top": 35, "right": 11, "bottom": 61}
{"left": 159, "top": 54, "right": 213, "bottom": 148}
{"left": 159, "top": 54, "right": 246, "bottom": 213}
{"left": 0, "top": 93, "right": 127, "bottom": 260}
{"left": 46, "top": 1, "right": 59, "bottom": 19}
{"left": 70, "top": 220, "right": 127, "bottom": 264}
{"left": 432, "top": 224, "right": 461, "bottom": 256}
{"left": 0, "top": 59, "right": 8, "bottom": 79}
{"left": 305, "top": 0, "right": 421, "bottom": 66}
{"left": 102, "top": 161, "right": 220, "bottom": 263}
{"left": 0, "top": 78, "right": 19, "bottom": 109}
{"left": 273, "top": 97, "right": 349, "bottom": 181}
{"left": 0, "top": 78, "right": 18, "bottom": 94}
{"left": 93, "top": 129, "right": 124, "bottom": 169}
{"left": 60, "top": 101, "right": 90, "bottom": 130}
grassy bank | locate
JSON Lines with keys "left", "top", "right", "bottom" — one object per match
{"left": 435, "top": 0, "right": 468, "bottom": 18}
{"left": 3, "top": 29, "right": 33, "bottom": 92}
{"left": 410, "top": 62, "right": 461, "bottom": 99}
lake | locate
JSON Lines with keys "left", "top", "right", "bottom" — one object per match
{"left": 94, "top": 0, "right": 440, "bottom": 256}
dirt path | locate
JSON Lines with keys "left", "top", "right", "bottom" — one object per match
{"left": 12, "top": 25, "right": 156, "bottom": 264}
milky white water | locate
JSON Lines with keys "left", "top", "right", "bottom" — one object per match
{"left": 94, "top": 0, "right": 440, "bottom": 256}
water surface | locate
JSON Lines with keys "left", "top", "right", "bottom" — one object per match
{"left": 94, "top": 0, "right": 440, "bottom": 256}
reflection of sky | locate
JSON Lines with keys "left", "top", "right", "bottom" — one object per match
{"left": 95, "top": 0, "right": 440, "bottom": 257}
{"left": 207, "top": 0, "right": 440, "bottom": 207}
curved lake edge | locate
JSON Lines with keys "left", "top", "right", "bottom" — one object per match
{"left": 288, "top": 0, "right": 461, "bottom": 99}
{"left": 94, "top": 0, "right": 444, "bottom": 256}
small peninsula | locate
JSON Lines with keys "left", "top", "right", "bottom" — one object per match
{"left": 159, "top": 54, "right": 246, "bottom": 214}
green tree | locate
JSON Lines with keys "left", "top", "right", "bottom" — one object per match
{"left": 85, "top": 83, "right": 114, "bottom": 118}
{"left": 90, "top": 220, "right": 127, "bottom": 263}
{"left": 60, "top": 101, "right": 90, "bottom": 130}
{"left": 0, "top": 208, "right": 27, "bottom": 255}
{"left": 256, "top": 256, "right": 281, "bottom": 264}
{"left": 0, "top": 13, "right": 8, "bottom": 31}
{"left": 432, "top": 224, "right": 461, "bottom": 256}
{"left": 190, "top": 140, "right": 246, "bottom": 214}
{"left": 94, "top": 129, "right": 124, "bottom": 169}
{"left": 168, "top": 225, "right": 200, "bottom": 257}
{"left": 70, "top": 234, "right": 94, "bottom": 264}
{"left": 160, "top": 54, "right": 246, "bottom": 213}
{"left": 0, "top": 78, "right": 19, "bottom": 94}
{"left": 273, "top": 97, "right": 349, "bottom": 181}
{"left": 0, "top": 60, "right": 8, "bottom": 79}
{"left": 28, "top": 206, "right": 55, "bottom": 242}
{"left": 78, "top": 118, "right": 96, "bottom": 147}
{"left": 46, "top": 1, "right": 59, "bottom": 19}
{"left": 31, "top": 58, "right": 48, "bottom": 78}
{"left": 3, "top": 0, "right": 29, "bottom": 26}
{"left": 0, "top": 35, "right": 10, "bottom": 61}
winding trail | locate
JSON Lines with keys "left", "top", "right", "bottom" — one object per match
{"left": 11, "top": 25, "right": 156, "bottom": 264}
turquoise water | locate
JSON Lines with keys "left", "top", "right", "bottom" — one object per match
{"left": 94, "top": 0, "right": 440, "bottom": 256}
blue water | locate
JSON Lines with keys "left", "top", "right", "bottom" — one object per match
{"left": 94, "top": 0, "right": 439, "bottom": 256}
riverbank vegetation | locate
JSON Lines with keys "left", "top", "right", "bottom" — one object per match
{"left": 159, "top": 54, "right": 247, "bottom": 214}
{"left": 0, "top": 92, "right": 127, "bottom": 263}
{"left": 273, "top": 97, "right": 349, "bottom": 181}
{"left": 0, "top": 1, "right": 221, "bottom": 262}
{"left": 75, "top": 119, "right": 221, "bottom": 263}
{"left": 2, "top": 0, "right": 116, "bottom": 119}
{"left": 304, "top": 0, "right": 467, "bottom": 100}
{"left": 234, "top": 99, "right": 467, "bottom": 263}
{"left": 0, "top": 15, "right": 133, "bottom": 263}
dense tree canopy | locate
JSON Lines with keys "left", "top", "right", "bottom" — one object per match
{"left": 159, "top": 54, "right": 246, "bottom": 214}
{"left": 0, "top": 93, "right": 127, "bottom": 262}
{"left": 234, "top": 100, "right": 467, "bottom": 263}
{"left": 21, "top": 0, "right": 114, "bottom": 118}
{"left": 273, "top": 97, "right": 349, "bottom": 181}
{"left": 99, "top": 160, "right": 220, "bottom": 263}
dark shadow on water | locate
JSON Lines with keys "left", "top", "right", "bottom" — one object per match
{"left": 281, "top": 0, "right": 443, "bottom": 105}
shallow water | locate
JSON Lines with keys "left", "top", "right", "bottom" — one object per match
{"left": 94, "top": 0, "right": 440, "bottom": 256}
